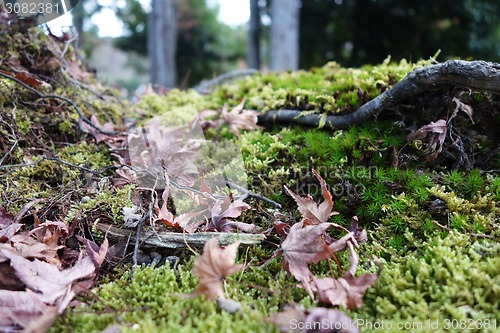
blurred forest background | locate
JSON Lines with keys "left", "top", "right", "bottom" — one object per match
{"left": 60, "top": 0, "right": 500, "bottom": 92}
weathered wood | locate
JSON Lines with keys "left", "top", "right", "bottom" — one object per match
{"left": 257, "top": 60, "right": 500, "bottom": 129}
{"left": 97, "top": 223, "right": 265, "bottom": 249}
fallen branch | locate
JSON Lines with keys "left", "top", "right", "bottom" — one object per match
{"left": 97, "top": 222, "right": 265, "bottom": 249}
{"left": 257, "top": 60, "right": 500, "bottom": 129}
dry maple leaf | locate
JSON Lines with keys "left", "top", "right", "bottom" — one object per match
{"left": 280, "top": 221, "right": 334, "bottom": 297}
{"left": 451, "top": 97, "right": 474, "bottom": 123}
{"left": 0, "top": 69, "right": 50, "bottom": 89}
{"left": 0, "top": 205, "right": 22, "bottom": 241}
{"left": 0, "top": 289, "right": 51, "bottom": 331}
{"left": 281, "top": 221, "right": 358, "bottom": 298}
{"left": 81, "top": 115, "right": 117, "bottom": 144}
{"left": 155, "top": 174, "right": 207, "bottom": 233}
{"left": 221, "top": 100, "right": 262, "bottom": 136}
{"left": 285, "top": 169, "right": 338, "bottom": 226}
{"left": 205, "top": 197, "right": 256, "bottom": 233}
{"left": 348, "top": 216, "right": 367, "bottom": 245}
{"left": 311, "top": 241, "right": 380, "bottom": 310}
{"left": 185, "top": 237, "right": 243, "bottom": 301}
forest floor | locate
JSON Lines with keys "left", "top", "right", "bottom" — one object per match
{"left": 0, "top": 26, "right": 499, "bottom": 333}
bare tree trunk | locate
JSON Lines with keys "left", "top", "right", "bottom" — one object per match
{"left": 71, "top": 0, "right": 84, "bottom": 47}
{"left": 269, "top": 0, "right": 301, "bottom": 71}
{"left": 247, "top": 0, "right": 260, "bottom": 69}
{"left": 148, "top": 0, "right": 177, "bottom": 87}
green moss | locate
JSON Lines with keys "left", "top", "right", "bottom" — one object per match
{"left": 65, "top": 185, "right": 135, "bottom": 224}
{"left": 135, "top": 89, "right": 211, "bottom": 119}
{"left": 51, "top": 260, "right": 300, "bottom": 333}
{"left": 209, "top": 57, "right": 435, "bottom": 114}
{"left": 355, "top": 232, "right": 500, "bottom": 332}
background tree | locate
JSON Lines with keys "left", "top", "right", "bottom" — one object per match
{"left": 148, "top": 0, "right": 177, "bottom": 87}
{"left": 247, "top": 0, "right": 261, "bottom": 69}
{"left": 70, "top": 0, "right": 102, "bottom": 48}
{"left": 299, "top": 0, "right": 500, "bottom": 68}
{"left": 114, "top": 0, "right": 245, "bottom": 87}
{"left": 269, "top": 0, "right": 301, "bottom": 70}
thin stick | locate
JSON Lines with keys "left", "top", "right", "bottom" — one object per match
{"left": 227, "top": 180, "right": 282, "bottom": 208}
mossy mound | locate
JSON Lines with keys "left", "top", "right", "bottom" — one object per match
{"left": 0, "top": 27, "right": 133, "bottom": 223}
{"left": 0, "top": 26, "right": 498, "bottom": 333}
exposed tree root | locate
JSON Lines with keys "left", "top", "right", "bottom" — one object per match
{"left": 256, "top": 60, "right": 500, "bottom": 129}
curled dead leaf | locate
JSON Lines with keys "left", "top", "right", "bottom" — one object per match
{"left": 312, "top": 241, "right": 380, "bottom": 310}
{"left": 184, "top": 237, "right": 243, "bottom": 301}
{"left": 284, "top": 169, "right": 338, "bottom": 226}
{"left": 221, "top": 100, "right": 262, "bottom": 136}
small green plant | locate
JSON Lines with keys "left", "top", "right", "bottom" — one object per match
{"left": 389, "top": 216, "right": 406, "bottom": 233}
{"left": 464, "top": 169, "right": 484, "bottom": 198}
{"left": 450, "top": 212, "right": 468, "bottom": 231}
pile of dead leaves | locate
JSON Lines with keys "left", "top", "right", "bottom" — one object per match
{"left": 84, "top": 100, "right": 262, "bottom": 234}
{"left": 184, "top": 170, "right": 381, "bottom": 332}
{"left": 0, "top": 205, "right": 107, "bottom": 332}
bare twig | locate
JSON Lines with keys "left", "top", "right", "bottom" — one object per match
{"left": 226, "top": 180, "right": 281, "bottom": 208}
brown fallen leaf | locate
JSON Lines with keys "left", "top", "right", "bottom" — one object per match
{"left": 155, "top": 173, "right": 206, "bottom": 233}
{"left": 66, "top": 56, "right": 90, "bottom": 81}
{"left": 0, "top": 238, "right": 107, "bottom": 332}
{"left": 0, "top": 69, "right": 50, "bottom": 89}
{"left": 284, "top": 169, "right": 338, "bottom": 226}
{"left": 81, "top": 115, "right": 117, "bottom": 144}
{"left": 205, "top": 197, "right": 256, "bottom": 233}
{"left": 0, "top": 205, "right": 22, "bottom": 241}
{"left": 348, "top": 216, "right": 367, "bottom": 245}
{"left": 221, "top": 100, "right": 262, "bottom": 136}
{"left": 407, "top": 119, "right": 447, "bottom": 160}
{"left": 281, "top": 222, "right": 332, "bottom": 297}
{"left": 281, "top": 219, "right": 360, "bottom": 298}
{"left": 0, "top": 289, "right": 50, "bottom": 330}
{"left": 185, "top": 237, "right": 243, "bottom": 301}
{"left": 312, "top": 241, "right": 380, "bottom": 310}
{"left": 303, "top": 307, "right": 359, "bottom": 333}
{"left": 451, "top": 96, "right": 474, "bottom": 123}
{"left": 269, "top": 304, "right": 307, "bottom": 332}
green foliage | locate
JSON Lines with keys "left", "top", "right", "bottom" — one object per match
{"left": 299, "top": 0, "right": 500, "bottom": 68}
{"left": 133, "top": 89, "right": 211, "bottom": 120}
{"left": 52, "top": 260, "right": 307, "bottom": 332}
{"left": 211, "top": 57, "right": 434, "bottom": 114}
{"left": 356, "top": 233, "right": 500, "bottom": 332}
